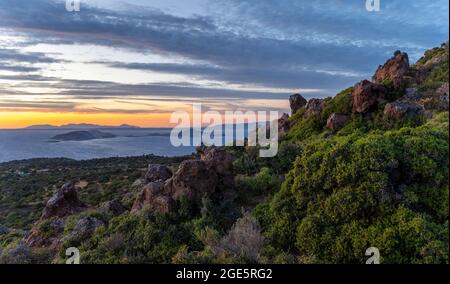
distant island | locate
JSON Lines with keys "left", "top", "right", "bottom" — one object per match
{"left": 51, "top": 130, "right": 117, "bottom": 141}
{"left": 25, "top": 123, "right": 140, "bottom": 130}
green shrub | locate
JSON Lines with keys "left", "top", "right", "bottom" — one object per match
{"left": 258, "top": 113, "right": 449, "bottom": 263}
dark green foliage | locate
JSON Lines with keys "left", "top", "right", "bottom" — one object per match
{"left": 257, "top": 112, "right": 449, "bottom": 263}
{"left": 75, "top": 209, "right": 202, "bottom": 264}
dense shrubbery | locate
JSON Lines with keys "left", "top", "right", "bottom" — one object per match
{"left": 256, "top": 112, "right": 449, "bottom": 263}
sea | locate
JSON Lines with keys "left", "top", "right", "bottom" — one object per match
{"left": 0, "top": 128, "right": 196, "bottom": 163}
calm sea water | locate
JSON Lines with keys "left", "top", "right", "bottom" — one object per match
{"left": 0, "top": 129, "right": 196, "bottom": 163}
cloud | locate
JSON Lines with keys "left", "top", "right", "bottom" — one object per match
{"left": 0, "top": 0, "right": 448, "bottom": 113}
{"left": 0, "top": 48, "right": 63, "bottom": 64}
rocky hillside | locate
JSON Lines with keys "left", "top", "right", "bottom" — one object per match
{"left": 0, "top": 43, "right": 448, "bottom": 264}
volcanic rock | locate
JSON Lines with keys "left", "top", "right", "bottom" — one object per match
{"left": 164, "top": 160, "right": 219, "bottom": 201}
{"left": 326, "top": 113, "right": 351, "bottom": 130}
{"left": 384, "top": 100, "right": 424, "bottom": 120}
{"left": 278, "top": 113, "right": 290, "bottom": 135}
{"left": 289, "top": 94, "right": 307, "bottom": 115}
{"left": 373, "top": 50, "right": 410, "bottom": 90}
{"left": 351, "top": 80, "right": 387, "bottom": 113}
{"left": 145, "top": 164, "right": 173, "bottom": 182}
{"left": 304, "top": 99, "right": 324, "bottom": 118}
{"left": 131, "top": 181, "right": 174, "bottom": 214}
{"left": 99, "top": 199, "right": 125, "bottom": 216}
{"left": 41, "top": 182, "right": 86, "bottom": 220}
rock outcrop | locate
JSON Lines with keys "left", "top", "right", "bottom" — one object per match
{"left": 197, "top": 146, "right": 234, "bottom": 186}
{"left": 373, "top": 50, "right": 410, "bottom": 90}
{"left": 352, "top": 80, "right": 387, "bottom": 113}
{"left": 165, "top": 160, "right": 219, "bottom": 200}
{"left": 66, "top": 217, "right": 104, "bottom": 242}
{"left": 131, "top": 181, "right": 174, "bottom": 213}
{"left": 145, "top": 164, "right": 173, "bottom": 183}
{"left": 326, "top": 113, "right": 351, "bottom": 130}
{"left": 384, "top": 100, "right": 424, "bottom": 120}
{"left": 278, "top": 113, "right": 290, "bottom": 135}
{"left": 305, "top": 99, "right": 324, "bottom": 118}
{"left": 289, "top": 94, "right": 307, "bottom": 115}
{"left": 132, "top": 147, "right": 234, "bottom": 214}
{"left": 99, "top": 199, "right": 125, "bottom": 217}
{"left": 41, "top": 182, "right": 86, "bottom": 220}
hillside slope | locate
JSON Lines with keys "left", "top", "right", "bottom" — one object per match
{"left": 0, "top": 43, "right": 448, "bottom": 264}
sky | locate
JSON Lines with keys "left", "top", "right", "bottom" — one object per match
{"left": 0, "top": 0, "right": 448, "bottom": 128}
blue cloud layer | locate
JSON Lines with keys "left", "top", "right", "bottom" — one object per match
{"left": 0, "top": 0, "right": 448, "bottom": 110}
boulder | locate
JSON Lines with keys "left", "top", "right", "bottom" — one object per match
{"left": 373, "top": 50, "right": 410, "bottom": 89}
{"left": 99, "top": 199, "right": 125, "bottom": 216}
{"left": 305, "top": 99, "right": 324, "bottom": 118}
{"left": 69, "top": 217, "right": 104, "bottom": 241}
{"left": 326, "top": 113, "right": 351, "bottom": 130}
{"left": 197, "top": 146, "right": 234, "bottom": 180}
{"left": 164, "top": 160, "right": 219, "bottom": 201}
{"left": 384, "top": 100, "right": 424, "bottom": 120}
{"left": 131, "top": 181, "right": 174, "bottom": 214}
{"left": 41, "top": 182, "right": 86, "bottom": 220}
{"left": 278, "top": 113, "right": 290, "bottom": 135}
{"left": 145, "top": 164, "right": 173, "bottom": 182}
{"left": 289, "top": 94, "right": 307, "bottom": 115}
{"left": 351, "top": 80, "right": 387, "bottom": 113}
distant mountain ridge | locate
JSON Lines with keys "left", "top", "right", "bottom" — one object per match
{"left": 24, "top": 123, "right": 140, "bottom": 130}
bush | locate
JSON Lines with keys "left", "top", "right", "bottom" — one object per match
{"left": 258, "top": 113, "right": 449, "bottom": 263}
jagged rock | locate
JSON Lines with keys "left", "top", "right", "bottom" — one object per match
{"left": 99, "top": 199, "right": 125, "bottom": 216}
{"left": 197, "top": 146, "right": 234, "bottom": 181}
{"left": 352, "top": 80, "right": 387, "bottom": 113}
{"left": 41, "top": 182, "right": 86, "bottom": 220}
{"left": 164, "top": 160, "right": 219, "bottom": 201}
{"left": 132, "top": 147, "right": 234, "bottom": 214}
{"left": 326, "top": 113, "right": 351, "bottom": 130}
{"left": 373, "top": 50, "right": 410, "bottom": 89}
{"left": 384, "top": 100, "right": 424, "bottom": 120}
{"left": 145, "top": 164, "right": 173, "bottom": 182}
{"left": 131, "top": 181, "right": 174, "bottom": 214}
{"left": 69, "top": 217, "right": 104, "bottom": 241}
{"left": 278, "top": 113, "right": 290, "bottom": 135}
{"left": 305, "top": 99, "right": 324, "bottom": 118}
{"left": 289, "top": 93, "right": 307, "bottom": 115}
